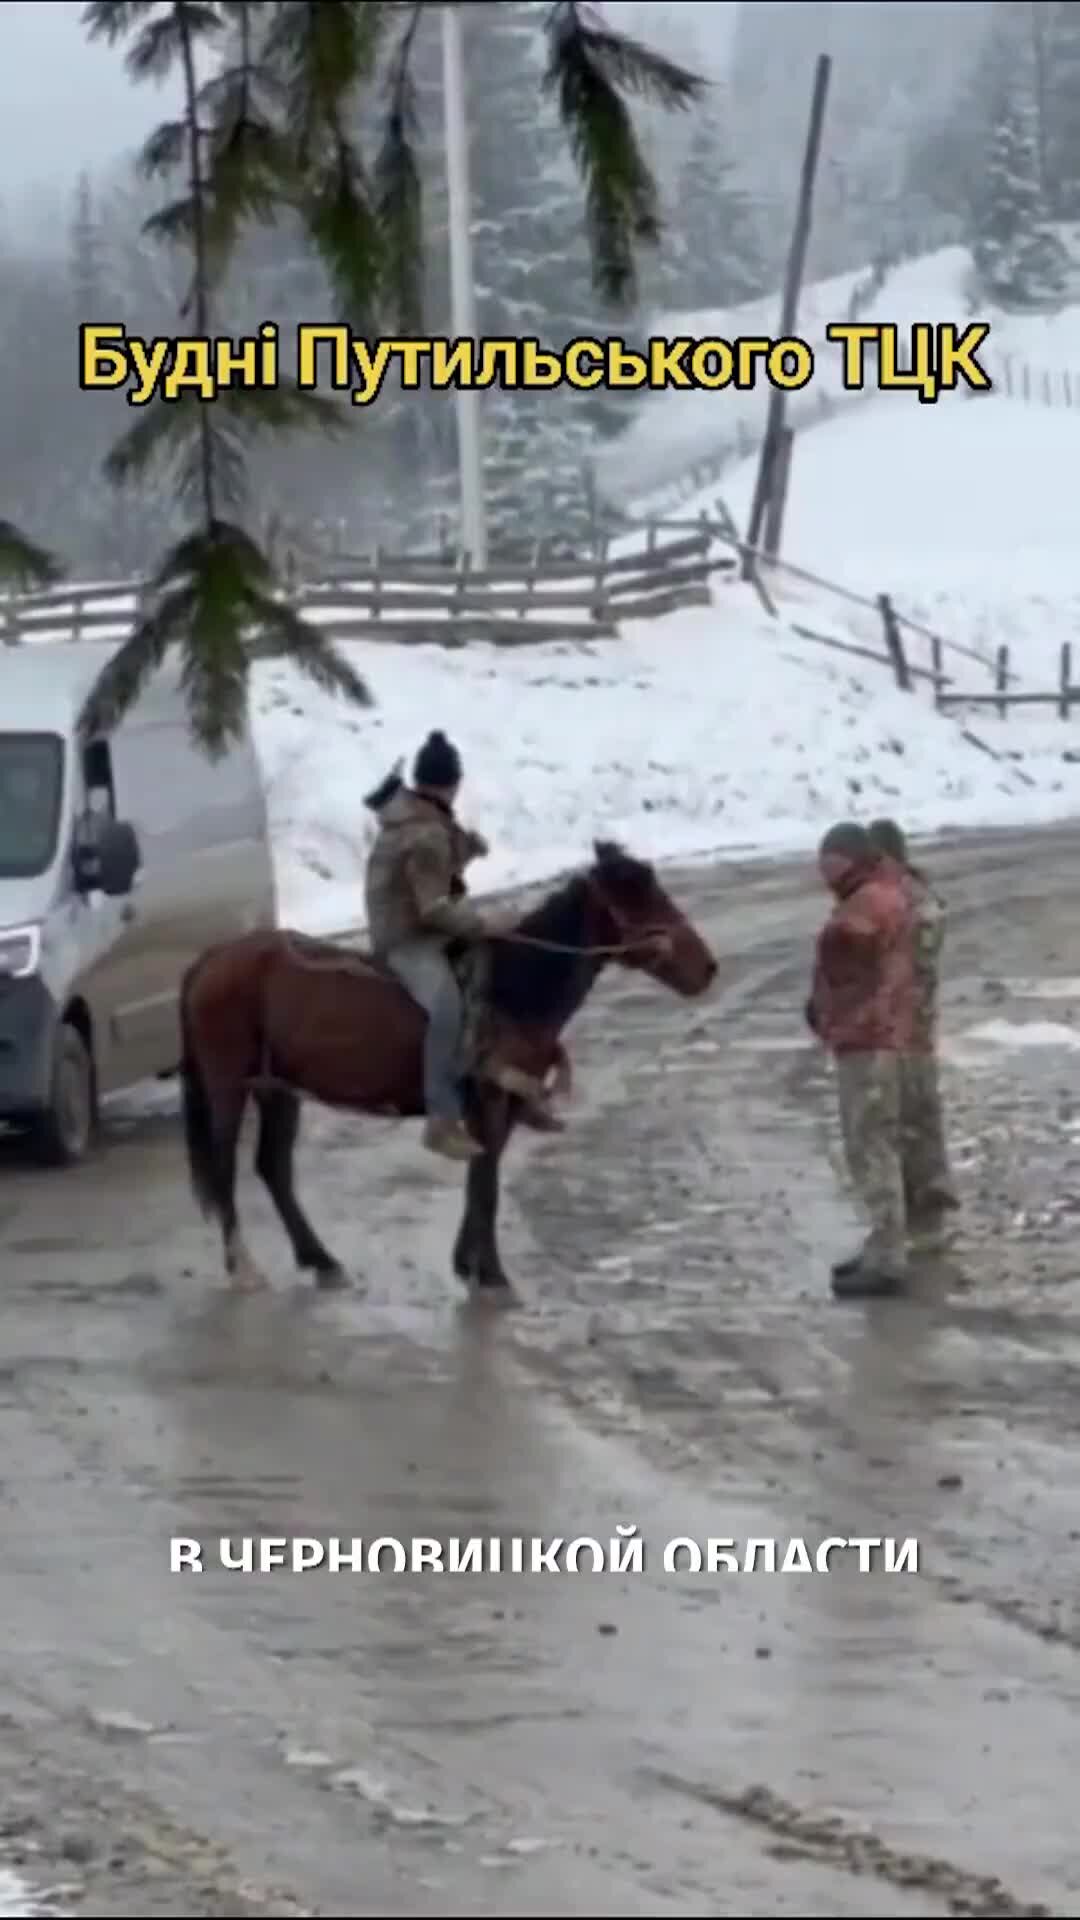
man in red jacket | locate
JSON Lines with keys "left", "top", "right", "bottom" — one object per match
{"left": 806, "top": 821, "right": 919, "bottom": 1297}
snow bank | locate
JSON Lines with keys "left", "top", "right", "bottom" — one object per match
{"left": 0, "top": 1866, "right": 45, "bottom": 1916}
{"left": 721, "top": 393, "right": 1080, "bottom": 607}
{"left": 255, "top": 591, "right": 1075, "bottom": 937}
{"left": 706, "top": 385, "right": 1080, "bottom": 747}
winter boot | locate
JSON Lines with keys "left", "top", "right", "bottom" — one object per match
{"left": 831, "top": 1257, "right": 906, "bottom": 1299}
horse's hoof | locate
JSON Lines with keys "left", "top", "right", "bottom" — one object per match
{"left": 314, "top": 1263, "right": 349, "bottom": 1291}
{"left": 475, "top": 1274, "right": 516, "bottom": 1300}
{"left": 227, "top": 1241, "right": 269, "bottom": 1292}
{"left": 230, "top": 1264, "right": 269, "bottom": 1294}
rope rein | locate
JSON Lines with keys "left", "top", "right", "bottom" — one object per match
{"left": 280, "top": 920, "right": 669, "bottom": 975}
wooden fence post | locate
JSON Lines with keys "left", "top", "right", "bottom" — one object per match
{"left": 524, "top": 541, "right": 541, "bottom": 610}
{"left": 930, "top": 633, "right": 943, "bottom": 707}
{"left": 762, "top": 425, "right": 795, "bottom": 560}
{"left": 877, "top": 592, "right": 911, "bottom": 691}
{"left": 995, "top": 644, "right": 1009, "bottom": 718}
{"left": 1059, "top": 640, "right": 1072, "bottom": 719}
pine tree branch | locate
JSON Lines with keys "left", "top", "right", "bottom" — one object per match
{"left": 263, "top": 0, "right": 388, "bottom": 165}
{"left": 79, "top": 524, "right": 372, "bottom": 754}
{"left": 120, "top": 1, "right": 223, "bottom": 83}
{"left": 85, "top": 0, "right": 380, "bottom": 754}
{"left": 102, "top": 396, "right": 256, "bottom": 513}
{"left": 543, "top": 1, "right": 703, "bottom": 305}
{"left": 77, "top": 588, "right": 187, "bottom": 741}
{"left": 198, "top": 4, "right": 295, "bottom": 284}
{"left": 174, "top": 1, "right": 219, "bottom": 528}
{"left": 211, "top": 380, "right": 349, "bottom": 439}
{"left": 105, "top": 383, "right": 346, "bottom": 493}
{"left": 305, "top": 137, "right": 384, "bottom": 332}
{"left": 557, "top": 8, "right": 703, "bottom": 110}
{"left": 81, "top": 0, "right": 158, "bottom": 46}
{"left": 250, "top": 595, "right": 373, "bottom": 708}
{"left": 374, "top": 1, "right": 425, "bottom": 333}
{"left": 103, "top": 394, "right": 200, "bottom": 487}
{"left": 262, "top": 1, "right": 390, "bottom": 326}
{"left": 0, "top": 521, "right": 64, "bottom": 590}
{"left": 138, "top": 118, "right": 190, "bottom": 179}
{"left": 141, "top": 194, "right": 199, "bottom": 245}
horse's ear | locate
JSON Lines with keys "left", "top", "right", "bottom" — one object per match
{"left": 593, "top": 838, "right": 620, "bottom": 867}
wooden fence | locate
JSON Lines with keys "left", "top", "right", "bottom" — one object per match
{"left": 623, "top": 504, "right": 994, "bottom": 698}
{"left": 988, "top": 353, "right": 1080, "bottom": 411}
{"left": 936, "top": 640, "right": 1080, "bottom": 719}
{"left": 1, "top": 533, "right": 731, "bottom": 651}
{"left": 11, "top": 511, "right": 1075, "bottom": 730}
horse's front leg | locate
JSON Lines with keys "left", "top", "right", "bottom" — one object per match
{"left": 453, "top": 1088, "right": 516, "bottom": 1291}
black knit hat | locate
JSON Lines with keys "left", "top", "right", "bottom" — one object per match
{"left": 413, "top": 730, "right": 462, "bottom": 789}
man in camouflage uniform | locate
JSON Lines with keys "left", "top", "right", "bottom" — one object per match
{"left": 364, "top": 731, "right": 562, "bottom": 1162}
{"left": 806, "top": 821, "right": 919, "bottom": 1297}
{"left": 867, "top": 817, "right": 959, "bottom": 1237}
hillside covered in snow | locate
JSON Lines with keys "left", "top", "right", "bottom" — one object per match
{"left": 594, "top": 246, "right": 1080, "bottom": 513}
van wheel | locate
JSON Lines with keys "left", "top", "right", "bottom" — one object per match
{"left": 27, "top": 1024, "right": 96, "bottom": 1168}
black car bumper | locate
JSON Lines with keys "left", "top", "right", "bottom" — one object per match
{"left": 0, "top": 975, "right": 56, "bottom": 1117}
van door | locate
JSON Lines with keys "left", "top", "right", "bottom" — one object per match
{"left": 70, "top": 734, "right": 171, "bottom": 1092}
{"left": 104, "top": 709, "right": 276, "bottom": 1079}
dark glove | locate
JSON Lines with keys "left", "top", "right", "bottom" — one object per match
{"left": 804, "top": 995, "right": 819, "bottom": 1035}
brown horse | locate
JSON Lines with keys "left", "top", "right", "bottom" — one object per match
{"left": 177, "top": 839, "right": 717, "bottom": 1293}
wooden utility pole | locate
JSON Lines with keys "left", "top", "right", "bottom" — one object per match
{"left": 1029, "top": 2, "right": 1050, "bottom": 205}
{"left": 742, "top": 53, "right": 832, "bottom": 578}
{"left": 761, "top": 423, "right": 794, "bottom": 559}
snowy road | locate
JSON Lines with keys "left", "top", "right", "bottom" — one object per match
{"left": 1, "top": 826, "right": 1079, "bottom": 1916}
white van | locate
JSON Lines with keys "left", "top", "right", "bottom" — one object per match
{"left": 0, "top": 641, "right": 277, "bottom": 1165}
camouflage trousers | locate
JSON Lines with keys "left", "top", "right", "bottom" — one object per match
{"left": 897, "top": 1050, "right": 956, "bottom": 1219}
{"left": 835, "top": 1050, "right": 956, "bottom": 1269}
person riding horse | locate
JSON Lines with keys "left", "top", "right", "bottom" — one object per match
{"left": 363, "top": 731, "right": 564, "bottom": 1161}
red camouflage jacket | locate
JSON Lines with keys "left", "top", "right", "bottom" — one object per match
{"left": 808, "top": 858, "right": 920, "bottom": 1055}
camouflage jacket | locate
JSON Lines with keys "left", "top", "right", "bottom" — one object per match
{"left": 808, "top": 859, "right": 919, "bottom": 1055}
{"left": 364, "top": 786, "right": 488, "bottom": 955}
{"left": 907, "top": 865, "right": 945, "bottom": 1047}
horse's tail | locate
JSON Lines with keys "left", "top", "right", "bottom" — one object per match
{"left": 179, "top": 957, "right": 221, "bottom": 1221}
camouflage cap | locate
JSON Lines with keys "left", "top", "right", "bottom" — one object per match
{"left": 818, "top": 820, "right": 872, "bottom": 863}
{"left": 867, "top": 816, "right": 908, "bottom": 863}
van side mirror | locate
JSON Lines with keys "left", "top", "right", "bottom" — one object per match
{"left": 73, "top": 818, "right": 142, "bottom": 897}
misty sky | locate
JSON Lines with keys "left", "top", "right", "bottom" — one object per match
{"left": 1, "top": 0, "right": 733, "bottom": 220}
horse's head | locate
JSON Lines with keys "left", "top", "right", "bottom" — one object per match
{"left": 586, "top": 840, "right": 717, "bottom": 997}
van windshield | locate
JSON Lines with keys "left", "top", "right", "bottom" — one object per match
{"left": 0, "top": 734, "right": 65, "bottom": 879}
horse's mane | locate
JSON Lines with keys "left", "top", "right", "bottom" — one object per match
{"left": 486, "top": 869, "right": 597, "bottom": 1024}
{"left": 485, "top": 841, "right": 656, "bottom": 1026}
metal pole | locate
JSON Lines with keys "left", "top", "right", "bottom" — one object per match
{"left": 441, "top": 3, "right": 487, "bottom": 566}
{"left": 742, "top": 53, "right": 831, "bottom": 575}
